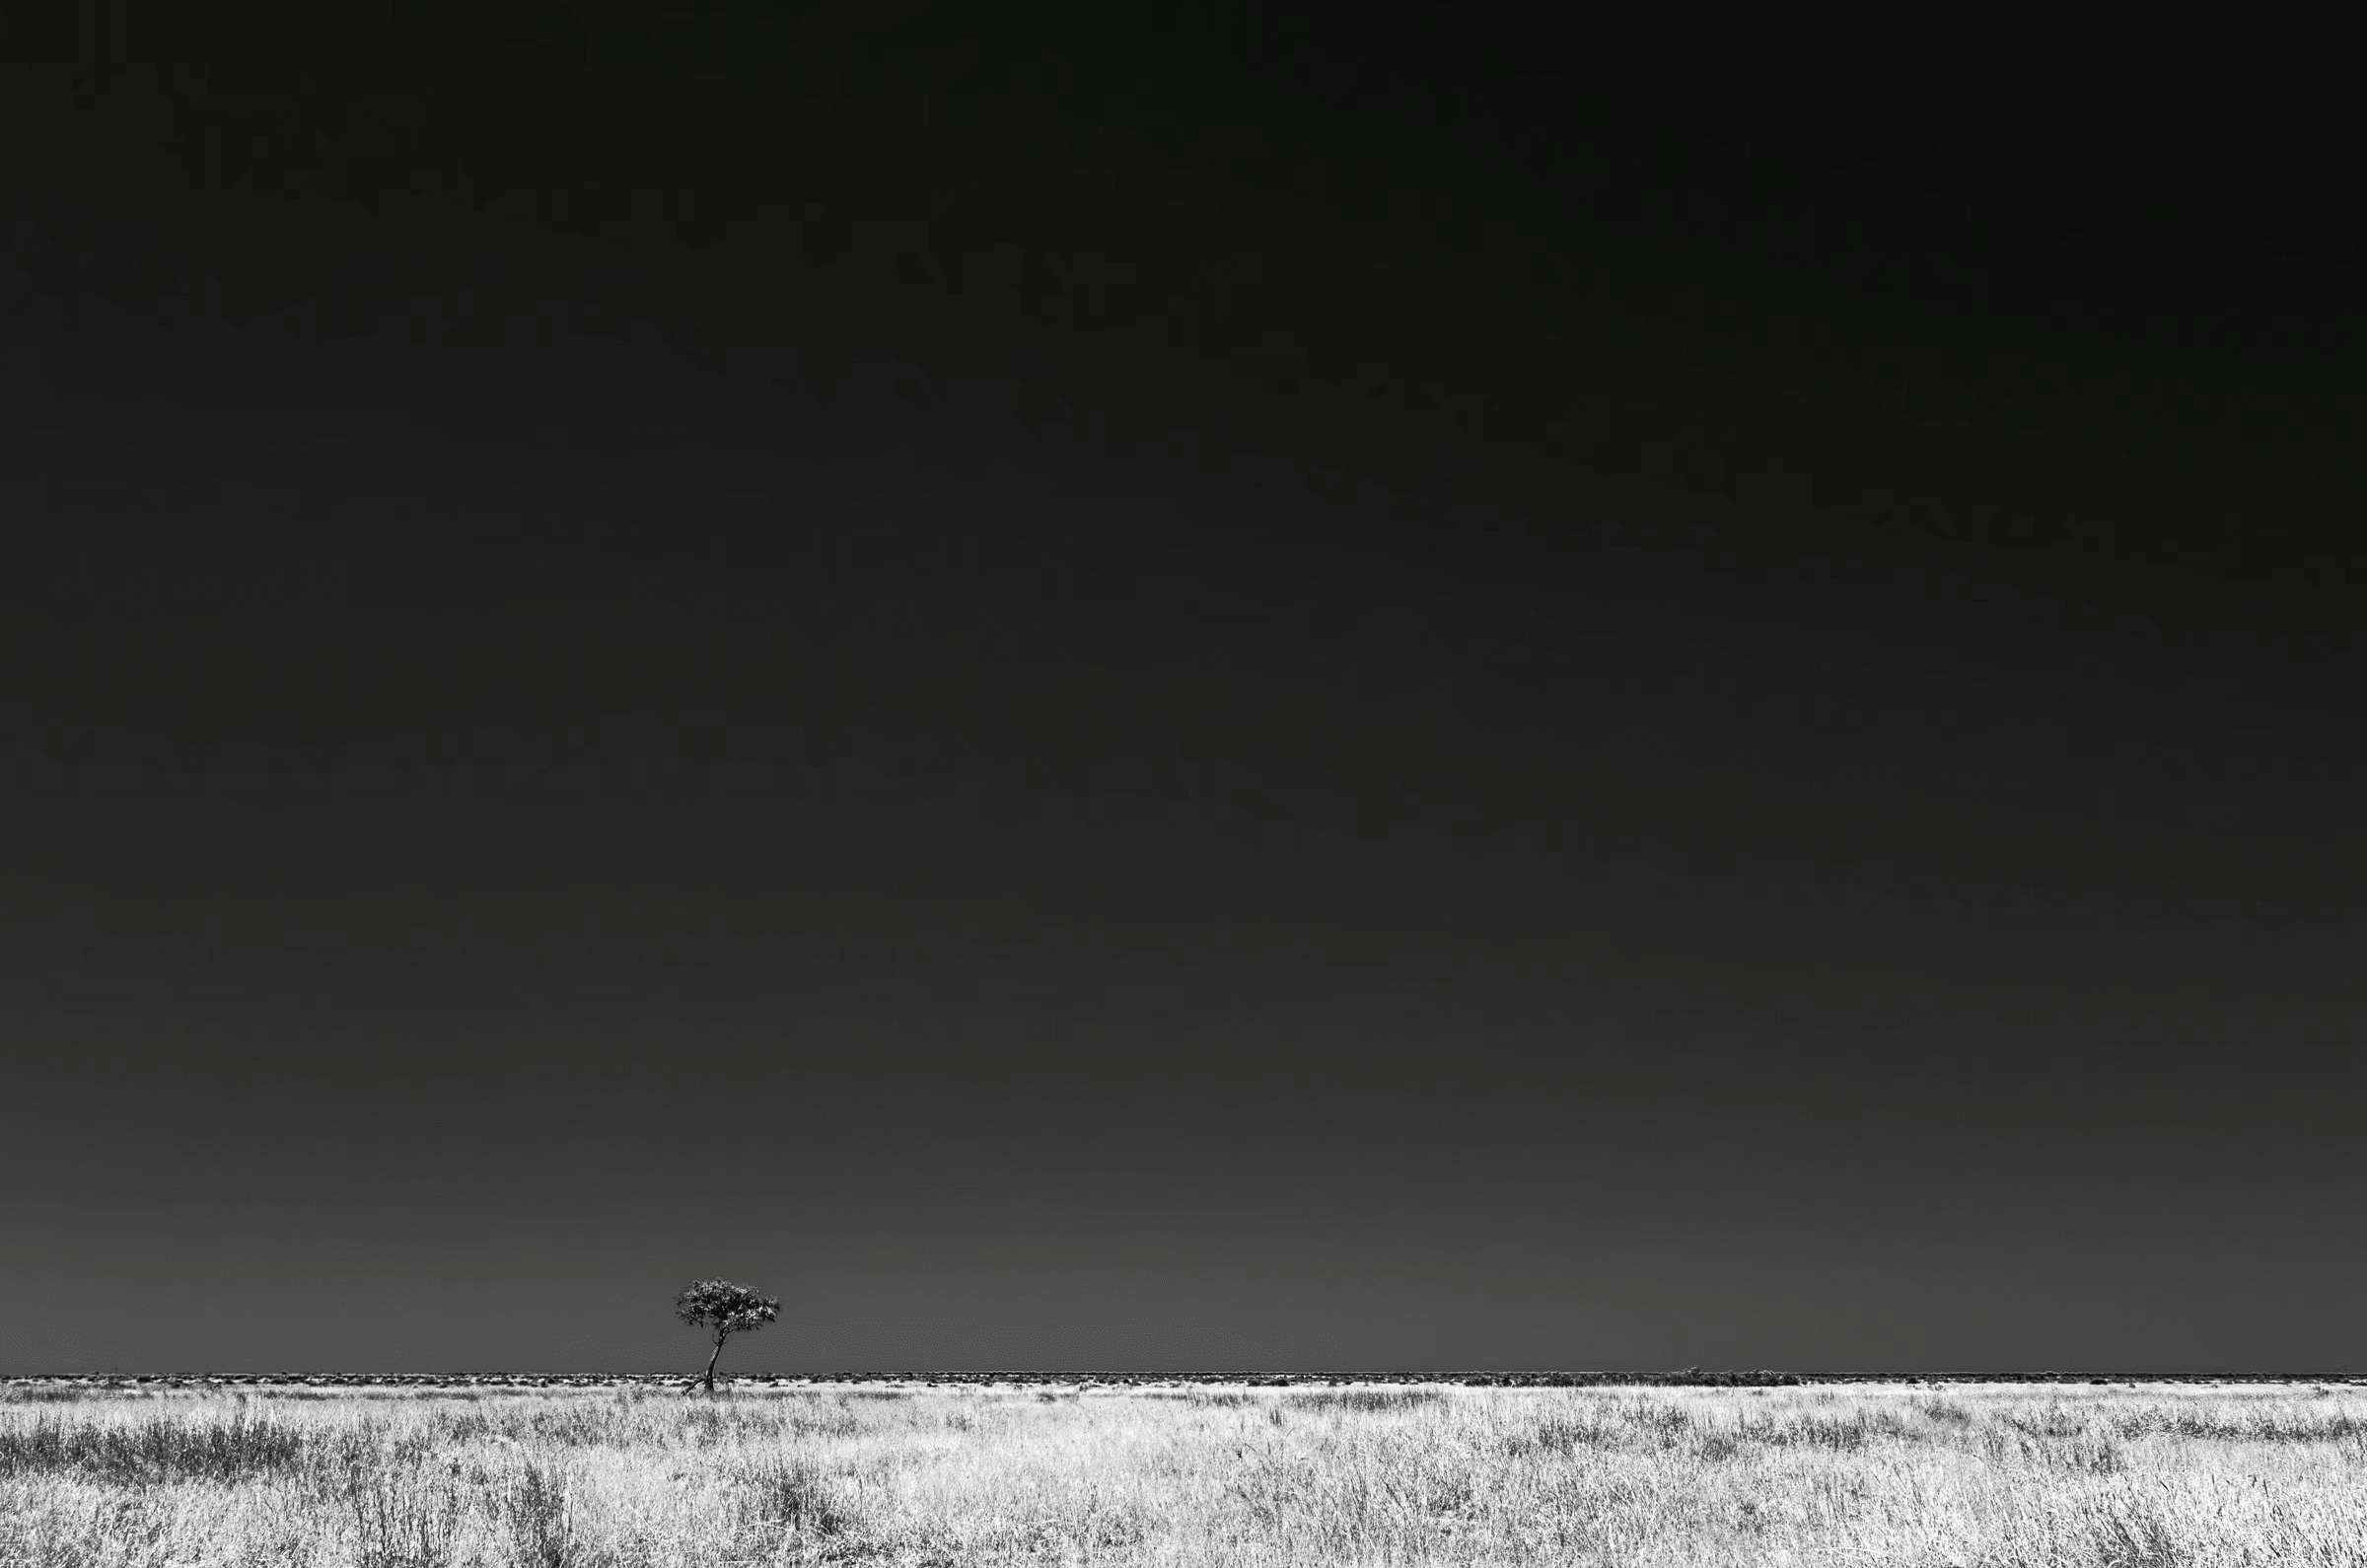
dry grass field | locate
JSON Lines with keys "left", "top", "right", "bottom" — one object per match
{"left": 5, "top": 1379, "right": 2365, "bottom": 1566}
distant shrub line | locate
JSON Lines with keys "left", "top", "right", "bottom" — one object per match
{"left": 10, "top": 1370, "right": 2363, "bottom": 1394}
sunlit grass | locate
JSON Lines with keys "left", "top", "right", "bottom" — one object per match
{"left": 4, "top": 1379, "right": 2365, "bottom": 1564}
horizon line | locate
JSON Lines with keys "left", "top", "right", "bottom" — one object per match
{"left": 12, "top": 1370, "right": 2361, "bottom": 1386}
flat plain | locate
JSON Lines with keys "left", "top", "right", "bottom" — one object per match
{"left": 5, "top": 1378, "right": 2365, "bottom": 1566}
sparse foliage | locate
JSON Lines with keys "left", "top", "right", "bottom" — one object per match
{"left": 674, "top": 1280, "right": 779, "bottom": 1394}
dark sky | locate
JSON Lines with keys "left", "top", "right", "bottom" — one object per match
{"left": 4, "top": 6, "right": 2362, "bottom": 1375}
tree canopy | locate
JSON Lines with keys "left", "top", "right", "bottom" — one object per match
{"left": 676, "top": 1278, "right": 779, "bottom": 1391}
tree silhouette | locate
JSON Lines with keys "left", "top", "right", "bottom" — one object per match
{"left": 675, "top": 1278, "right": 780, "bottom": 1393}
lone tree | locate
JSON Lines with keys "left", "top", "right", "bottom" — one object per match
{"left": 675, "top": 1278, "right": 780, "bottom": 1393}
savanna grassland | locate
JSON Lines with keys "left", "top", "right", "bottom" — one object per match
{"left": 5, "top": 1379, "right": 2365, "bottom": 1566}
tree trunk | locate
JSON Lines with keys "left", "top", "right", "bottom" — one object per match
{"left": 702, "top": 1333, "right": 724, "bottom": 1393}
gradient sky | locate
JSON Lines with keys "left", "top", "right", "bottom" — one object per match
{"left": 4, "top": 7, "right": 2362, "bottom": 1376}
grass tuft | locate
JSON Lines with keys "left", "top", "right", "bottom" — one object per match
{"left": 1283, "top": 1388, "right": 1446, "bottom": 1412}
{"left": 0, "top": 1409, "right": 307, "bottom": 1484}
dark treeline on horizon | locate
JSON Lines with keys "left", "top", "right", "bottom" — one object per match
{"left": 4, "top": 6, "right": 2362, "bottom": 1376}
{"left": 12, "top": 1372, "right": 2365, "bottom": 1390}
